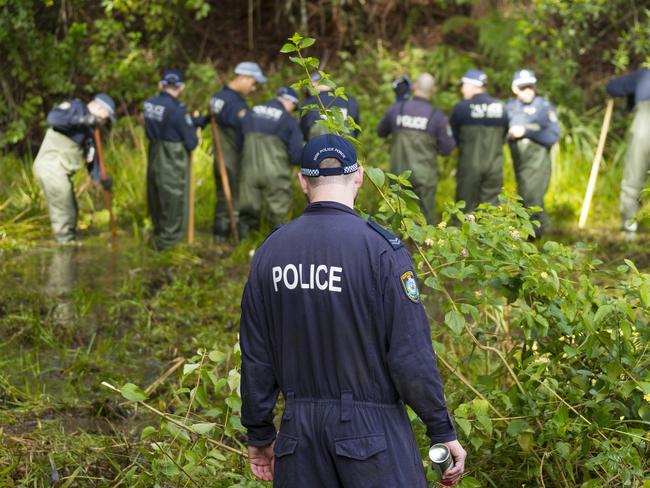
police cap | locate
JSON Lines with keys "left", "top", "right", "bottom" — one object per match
{"left": 512, "top": 69, "right": 537, "bottom": 88}
{"left": 161, "top": 69, "right": 184, "bottom": 87}
{"left": 277, "top": 87, "right": 299, "bottom": 104}
{"left": 460, "top": 69, "right": 488, "bottom": 87}
{"left": 93, "top": 93, "right": 116, "bottom": 122}
{"left": 235, "top": 62, "right": 268, "bottom": 83}
{"left": 301, "top": 134, "right": 358, "bottom": 177}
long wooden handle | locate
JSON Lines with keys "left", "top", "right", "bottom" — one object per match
{"left": 578, "top": 99, "right": 614, "bottom": 229}
{"left": 94, "top": 127, "right": 118, "bottom": 239}
{"left": 209, "top": 111, "right": 239, "bottom": 243}
{"left": 187, "top": 129, "right": 198, "bottom": 245}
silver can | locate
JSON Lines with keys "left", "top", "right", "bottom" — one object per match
{"left": 429, "top": 443, "right": 454, "bottom": 483}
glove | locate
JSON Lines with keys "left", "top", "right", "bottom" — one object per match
{"left": 99, "top": 175, "right": 113, "bottom": 192}
{"left": 79, "top": 114, "right": 99, "bottom": 127}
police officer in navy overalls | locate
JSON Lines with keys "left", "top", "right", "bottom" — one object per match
{"left": 143, "top": 69, "right": 205, "bottom": 250}
{"left": 606, "top": 69, "right": 650, "bottom": 233}
{"left": 210, "top": 62, "right": 267, "bottom": 240}
{"left": 238, "top": 87, "right": 304, "bottom": 237}
{"left": 377, "top": 73, "right": 455, "bottom": 223}
{"left": 33, "top": 94, "right": 115, "bottom": 243}
{"left": 450, "top": 69, "right": 509, "bottom": 212}
{"left": 505, "top": 70, "right": 560, "bottom": 237}
{"left": 239, "top": 134, "right": 467, "bottom": 487}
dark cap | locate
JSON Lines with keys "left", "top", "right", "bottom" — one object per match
{"left": 392, "top": 75, "right": 412, "bottom": 101}
{"left": 161, "top": 69, "right": 184, "bottom": 86}
{"left": 277, "top": 87, "right": 299, "bottom": 104}
{"left": 301, "top": 134, "right": 358, "bottom": 177}
{"left": 512, "top": 69, "right": 537, "bottom": 88}
{"left": 93, "top": 93, "right": 116, "bottom": 121}
{"left": 460, "top": 69, "right": 488, "bottom": 87}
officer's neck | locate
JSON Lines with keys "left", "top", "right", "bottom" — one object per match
{"left": 307, "top": 188, "right": 355, "bottom": 209}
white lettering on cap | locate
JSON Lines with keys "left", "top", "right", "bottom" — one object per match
{"left": 272, "top": 264, "right": 343, "bottom": 293}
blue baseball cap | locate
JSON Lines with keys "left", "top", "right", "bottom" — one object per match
{"left": 161, "top": 69, "right": 184, "bottom": 86}
{"left": 512, "top": 69, "right": 537, "bottom": 88}
{"left": 277, "top": 87, "right": 299, "bottom": 104}
{"left": 461, "top": 69, "right": 488, "bottom": 87}
{"left": 93, "top": 93, "right": 116, "bottom": 122}
{"left": 235, "top": 62, "right": 267, "bottom": 83}
{"left": 301, "top": 134, "right": 358, "bottom": 177}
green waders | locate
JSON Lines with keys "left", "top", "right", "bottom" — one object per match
{"left": 620, "top": 100, "right": 650, "bottom": 221}
{"left": 508, "top": 138, "right": 551, "bottom": 236}
{"left": 238, "top": 133, "right": 292, "bottom": 237}
{"left": 33, "top": 129, "right": 84, "bottom": 243}
{"left": 147, "top": 140, "right": 189, "bottom": 250}
{"left": 456, "top": 126, "right": 505, "bottom": 212}
{"left": 308, "top": 122, "right": 330, "bottom": 140}
{"left": 390, "top": 130, "right": 439, "bottom": 222}
{"left": 214, "top": 125, "right": 240, "bottom": 237}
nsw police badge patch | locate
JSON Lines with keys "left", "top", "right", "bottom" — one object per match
{"left": 400, "top": 271, "right": 419, "bottom": 303}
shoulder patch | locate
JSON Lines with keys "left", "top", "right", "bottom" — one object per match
{"left": 367, "top": 218, "right": 403, "bottom": 250}
{"left": 400, "top": 270, "right": 420, "bottom": 303}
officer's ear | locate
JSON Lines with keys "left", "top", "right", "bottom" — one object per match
{"left": 298, "top": 173, "right": 310, "bottom": 196}
{"left": 354, "top": 165, "right": 364, "bottom": 190}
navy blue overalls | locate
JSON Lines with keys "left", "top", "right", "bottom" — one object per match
{"left": 240, "top": 201, "right": 456, "bottom": 488}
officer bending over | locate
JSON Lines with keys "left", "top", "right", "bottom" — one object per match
{"left": 606, "top": 69, "right": 650, "bottom": 233}
{"left": 377, "top": 73, "right": 455, "bottom": 222}
{"left": 300, "top": 73, "right": 361, "bottom": 140}
{"left": 238, "top": 87, "right": 303, "bottom": 237}
{"left": 240, "top": 134, "right": 466, "bottom": 487}
{"left": 506, "top": 70, "right": 560, "bottom": 237}
{"left": 450, "top": 69, "right": 509, "bottom": 212}
{"left": 144, "top": 69, "right": 205, "bottom": 250}
{"left": 210, "top": 62, "right": 267, "bottom": 240}
{"left": 33, "top": 93, "right": 115, "bottom": 243}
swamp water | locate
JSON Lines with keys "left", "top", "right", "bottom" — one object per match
{"left": 0, "top": 239, "right": 248, "bottom": 485}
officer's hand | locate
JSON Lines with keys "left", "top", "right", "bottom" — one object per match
{"left": 79, "top": 114, "right": 100, "bottom": 127}
{"left": 99, "top": 175, "right": 113, "bottom": 192}
{"left": 508, "top": 125, "right": 526, "bottom": 139}
{"left": 441, "top": 439, "right": 466, "bottom": 486}
{"left": 248, "top": 443, "right": 275, "bottom": 481}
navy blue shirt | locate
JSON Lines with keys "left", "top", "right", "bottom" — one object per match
{"left": 210, "top": 86, "right": 248, "bottom": 149}
{"left": 606, "top": 70, "right": 650, "bottom": 109}
{"left": 242, "top": 99, "right": 304, "bottom": 165}
{"left": 505, "top": 95, "right": 560, "bottom": 148}
{"left": 240, "top": 201, "right": 456, "bottom": 446}
{"left": 377, "top": 96, "right": 455, "bottom": 155}
{"left": 300, "top": 91, "right": 361, "bottom": 140}
{"left": 47, "top": 99, "right": 94, "bottom": 147}
{"left": 143, "top": 91, "right": 199, "bottom": 152}
{"left": 449, "top": 92, "right": 509, "bottom": 143}
{"left": 47, "top": 99, "right": 102, "bottom": 179}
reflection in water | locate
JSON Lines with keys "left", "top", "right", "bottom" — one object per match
{"left": 44, "top": 248, "right": 77, "bottom": 325}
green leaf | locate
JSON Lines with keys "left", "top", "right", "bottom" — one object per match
{"left": 140, "top": 426, "right": 157, "bottom": 440}
{"left": 183, "top": 363, "right": 200, "bottom": 376}
{"left": 518, "top": 431, "right": 534, "bottom": 452}
{"left": 279, "top": 43, "right": 297, "bottom": 53}
{"left": 444, "top": 311, "right": 465, "bottom": 335}
{"left": 120, "top": 383, "right": 147, "bottom": 402}
{"left": 455, "top": 418, "right": 472, "bottom": 437}
{"left": 640, "top": 282, "right": 650, "bottom": 307}
{"left": 365, "top": 167, "right": 385, "bottom": 188}
{"left": 556, "top": 441, "right": 571, "bottom": 459}
{"left": 289, "top": 32, "right": 303, "bottom": 44}
{"left": 208, "top": 350, "right": 227, "bottom": 362}
{"left": 299, "top": 37, "right": 316, "bottom": 48}
{"left": 506, "top": 419, "right": 531, "bottom": 437}
{"left": 191, "top": 422, "right": 217, "bottom": 435}
{"left": 593, "top": 304, "right": 614, "bottom": 325}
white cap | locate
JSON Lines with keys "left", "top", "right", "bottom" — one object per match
{"left": 234, "top": 62, "right": 268, "bottom": 83}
